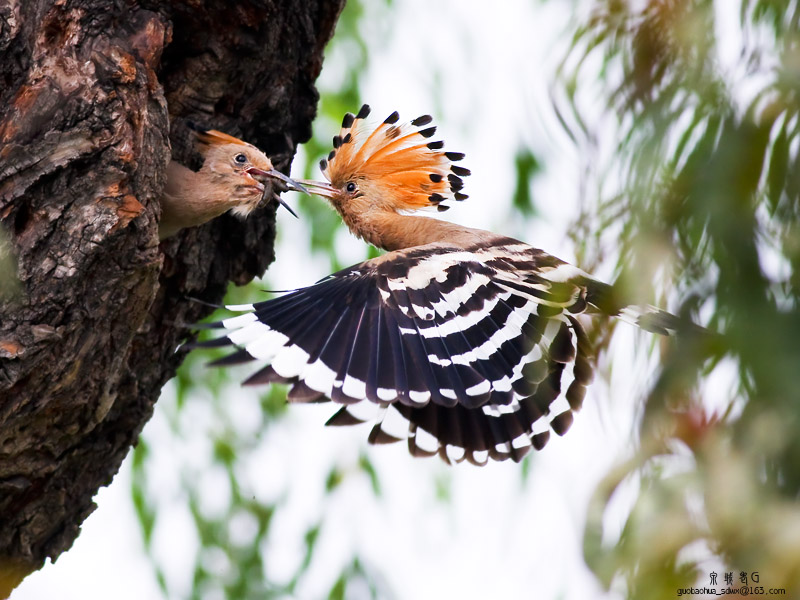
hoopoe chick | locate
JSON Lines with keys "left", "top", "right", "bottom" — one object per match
{"left": 159, "top": 126, "right": 302, "bottom": 240}
{"left": 196, "top": 105, "right": 694, "bottom": 465}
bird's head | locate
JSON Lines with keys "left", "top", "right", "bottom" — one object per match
{"left": 193, "top": 127, "right": 302, "bottom": 217}
{"left": 297, "top": 105, "right": 470, "bottom": 217}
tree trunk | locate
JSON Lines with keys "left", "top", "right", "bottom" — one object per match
{"left": 0, "top": 0, "right": 344, "bottom": 587}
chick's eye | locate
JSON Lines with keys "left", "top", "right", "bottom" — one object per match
{"left": 234, "top": 153, "right": 248, "bottom": 164}
{"left": 346, "top": 182, "right": 357, "bottom": 193}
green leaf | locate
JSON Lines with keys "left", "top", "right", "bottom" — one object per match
{"left": 358, "top": 454, "right": 382, "bottom": 496}
{"left": 511, "top": 149, "right": 542, "bottom": 216}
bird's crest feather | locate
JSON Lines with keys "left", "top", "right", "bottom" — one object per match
{"left": 194, "top": 128, "right": 251, "bottom": 147}
{"left": 322, "top": 104, "right": 470, "bottom": 212}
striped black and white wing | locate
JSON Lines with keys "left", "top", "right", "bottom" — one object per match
{"left": 200, "top": 239, "right": 596, "bottom": 465}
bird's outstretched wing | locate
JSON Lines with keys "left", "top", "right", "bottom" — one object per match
{"left": 198, "top": 238, "right": 601, "bottom": 464}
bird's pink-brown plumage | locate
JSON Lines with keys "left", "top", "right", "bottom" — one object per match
{"left": 159, "top": 129, "right": 278, "bottom": 240}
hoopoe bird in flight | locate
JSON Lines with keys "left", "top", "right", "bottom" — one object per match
{"left": 159, "top": 125, "right": 302, "bottom": 240}
{"left": 196, "top": 105, "right": 687, "bottom": 465}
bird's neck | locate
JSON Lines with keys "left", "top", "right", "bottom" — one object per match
{"left": 341, "top": 209, "right": 489, "bottom": 251}
{"left": 159, "top": 162, "right": 233, "bottom": 240}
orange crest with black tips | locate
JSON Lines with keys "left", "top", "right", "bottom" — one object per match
{"left": 321, "top": 105, "right": 471, "bottom": 212}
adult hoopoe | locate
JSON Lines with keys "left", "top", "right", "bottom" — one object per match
{"left": 160, "top": 125, "right": 303, "bottom": 240}
{"left": 196, "top": 105, "right": 687, "bottom": 465}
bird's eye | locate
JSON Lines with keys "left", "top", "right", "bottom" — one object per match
{"left": 234, "top": 153, "right": 248, "bottom": 164}
{"left": 346, "top": 182, "right": 357, "bottom": 193}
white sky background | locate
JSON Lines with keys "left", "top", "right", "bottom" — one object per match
{"left": 13, "top": 0, "right": 744, "bottom": 598}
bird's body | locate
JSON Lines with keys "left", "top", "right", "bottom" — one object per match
{"left": 198, "top": 105, "right": 685, "bottom": 464}
{"left": 160, "top": 161, "right": 244, "bottom": 240}
{"left": 159, "top": 127, "right": 300, "bottom": 240}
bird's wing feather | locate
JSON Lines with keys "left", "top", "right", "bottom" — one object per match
{"left": 199, "top": 240, "right": 597, "bottom": 463}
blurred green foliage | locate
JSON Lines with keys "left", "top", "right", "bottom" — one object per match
{"left": 512, "top": 149, "right": 543, "bottom": 217}
{"left": 0, "top": 226, "right": 20, "bottom": 302}
{"left": 559, "top": 0, "right": 800, "bottom": 596}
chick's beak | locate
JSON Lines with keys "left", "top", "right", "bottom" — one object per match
{"left": 248, "top": 168, "right": 309, "bottom": 194}
{"left": 247, "top": 167, "right": 304, "bottom": 218}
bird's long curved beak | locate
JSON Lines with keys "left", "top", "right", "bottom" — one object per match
{"left": 247, "top": 168, "right": 309, "bottom": 195}
{"left": 293, "top": 179, "right": 339, "bottom": 200}
{"left": 247, "top": 168, "right": 306, "bottom": 218}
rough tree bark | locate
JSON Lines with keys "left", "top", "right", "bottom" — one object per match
{"left": 0, "top": 0, "right": 345, "bottom": 588}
